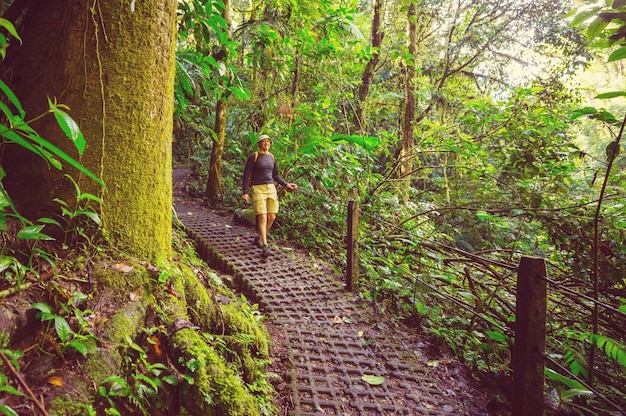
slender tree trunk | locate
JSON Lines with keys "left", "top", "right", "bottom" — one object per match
{"left": 205, "top": 0, "right": 232, "bottom": 202}
{"left": 206, "top": 94, "right": 226, "bottom": 202}
{"left": 399, "top": 2, "right": 417, "bottom": 178}
{"left": 355, "top": 0, "right": 385, "bottom": 132}
{"left": 2, "top": 0, "right": 177, "bottom": 261}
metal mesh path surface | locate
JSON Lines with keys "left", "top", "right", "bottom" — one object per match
{"left": 174, "top": 199, "right": 460, "bottom": 415}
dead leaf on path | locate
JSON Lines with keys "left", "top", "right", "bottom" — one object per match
{"left": 47, "top": 376, "right": 64, "bottom": 387}
{"left": 331, "top": 316, "right": 343, "bottom": 324}
{"left": 112, "top": 261, "right": 134, "bottom": 273}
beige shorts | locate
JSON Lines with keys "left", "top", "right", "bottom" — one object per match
{"left": 251, "top": 183, "right": 279, "bottom": 215}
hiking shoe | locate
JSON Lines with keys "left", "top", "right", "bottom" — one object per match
{"left": 252, "top": 236, "right": 263, "bottom": 248}
{"left": 261, "top": 245, "right": 271, "bottom": 258}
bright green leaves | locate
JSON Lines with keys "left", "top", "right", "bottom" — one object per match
{"left": 32, "top": 302, "right": 97, "bottom": 358}
{"left": 608, "top": 45, "right": 626, "bottom": 61}
{"left": 0, "top": 80, "right": 24, "bottom": 119}
{"left": 49, "top": 98, "right": 86, "bottom": 156}
{"left": 16, "top": 224, "right": 53, "bottom": 241}
{"left": 0, "top": 18, "right": 21, "bottom": 60}
{"left": 0, "top": 79, "right": 103, "bottom": 186}
{"left": 330, "top": 134, "right": 380, "bottom": 151}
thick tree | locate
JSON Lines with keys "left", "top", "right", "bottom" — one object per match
{"left": 1, "top": 0, "right": 176, "bottom": 261}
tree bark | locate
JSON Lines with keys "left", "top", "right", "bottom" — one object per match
{"left": 355, "top": 0, "right": 385, "bottom": 132}
{"left": 205, "top": 0, "right": 233, "bottom": 202}
{"left": 399, "top": 2, "right": 417, "bottom": 178}
{"left": 1, "top": 0, "right": 176, "bottom": 261}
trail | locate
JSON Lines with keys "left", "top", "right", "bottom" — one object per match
{"left": 173, "top": 169, "right": 482, "bottom": 416}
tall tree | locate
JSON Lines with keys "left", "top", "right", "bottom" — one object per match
{"left": 355, "top": 0, "right": 385, "bottom": 132}
{"left": 205, "top": 0, "right": 234, "bottom": 202}
{"left": 1, "top": 0, "right": 177, "bottom": 261}
{"left": 399, "top": 1, "right": 417, "bottom": 178}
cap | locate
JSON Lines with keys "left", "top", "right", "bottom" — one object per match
{"left": 257, "top": 134, "right": 272, "bottom": 144}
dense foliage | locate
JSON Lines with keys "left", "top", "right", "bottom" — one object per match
{"left": 173, "top": 0, "right": 626, "bottom": 413}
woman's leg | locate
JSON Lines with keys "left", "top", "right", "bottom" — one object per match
{"left": 257, "top": 213, "right": 268, "bottom": 246}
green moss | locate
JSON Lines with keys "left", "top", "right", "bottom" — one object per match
{"left": 47, "top": 396, "right": 90, "bottom": 416}
{"left": 92, "top": 260, "right": 155, "bottom": 303}
{"left": 171, "top": 328, "right": 261, "bottom": 416}
{"left": 84, "top": 346, "right": 123, "bottom": 385}
{"left": 43, "top": 258, "right": 275, "bottom": 416}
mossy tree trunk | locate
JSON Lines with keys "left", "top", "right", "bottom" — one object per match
{"left": 1, "top": 0, "right": 176, "bottom": 261}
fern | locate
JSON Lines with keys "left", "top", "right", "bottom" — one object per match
{"left": 579, "top": 332, "right": 626, "bottom": 368}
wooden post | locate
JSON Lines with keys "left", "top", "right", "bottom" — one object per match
{"left": 512, "top": 256, "right": 547, "bottom": 416}
{"left": 346, "top": 200, "right": 359, "bottom": 291}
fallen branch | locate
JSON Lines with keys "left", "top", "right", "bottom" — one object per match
{"left": 0, "top": 348, "right": 49, "bottom": 416}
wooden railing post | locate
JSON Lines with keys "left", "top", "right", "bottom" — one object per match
{"left": 346, "top": 200, "right": 359, "bottom": 291}
{"left": 512, "top": 256, "right": 547, "bottom": 416}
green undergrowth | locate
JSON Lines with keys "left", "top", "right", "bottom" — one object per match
{"left": 0, "top": 228, "right": 277, "bottom": 416}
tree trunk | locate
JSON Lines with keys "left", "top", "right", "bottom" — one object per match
{"left": 1, "top": 0, "right": 176, "bottom": 261}
{"left": 205, "top": 0, "right": 233, "bottom": 202}
{"left": 355, "top": 0, "right": 385, "bottom": 132}
{"left": 206, "top": 94, "right": 226, "bottom": 202}
{"left": 399, "top": 2, "right": 417, "bottom": 178}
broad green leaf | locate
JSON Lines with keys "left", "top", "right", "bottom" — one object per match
{"left": 16, "top": 224, "right": 53, "bottom": 240}
{"left": 228, "top": 85, "right": 251, "bottom": 100}
{"left": 0, "top": 126, "right": 47, "bottom": 159}
{"left": 48, "top": 98, "right": 86, "bottom": 155}
{"left": 32, "top": 303, "right": 56, "bottom": 321}
{"left": 32, "top": 302, "right": 54, "bottom": 313}
{"left": 67, "top": 339, "right": 93, "bottom": 357}
{"left": 361, "top": 374, "right": 385, "bottom": 385}
{"left": 0, "top": 403, "right": 19, "bottom": 416}
{"left": 162, "top": 375, "right": 180, "bottom": 385}
{"left": 571, "top": 7, "right": 602, "bottom": 28}
{"left": 596, "top": 91, "right": 626, "bottom": 99}
{"left": 0, "top": 384, "right": 22, "bottom": 396}
{"left": 0, "top": 101, "right": 15, "bottom": 121}
{"left": 0, "top": 18, "right": 21, "bottom": 44}
{"left": 0, "top": 80, "right": 24, "bottom": 117}
{"left": 55, "top": 316, "right": 72, "bottom": 342}
{"left": 74, "top": 210, "right": 101, "bottom": 225}
{"left": 476, "top": 210, "right": 492, "bottom": 220}
{"left": 37, "top": 217, "right": 62, "bottom": 227}
{"left": 486, "top": 331, "right": 507, "bottom": 343}
{"left": 587, "top": 17, "right": 609, "bottom": 41}
{"left": 330, "top": 134, "right": 380, "bottom": 151}
{"left": 560, "top": 388, "right": 594, "bottom": 400}
{"left": 0, "top": 256, "right": 18, "bottom": 273}
{"left": 608, "top": 45, "right": 626, "bottom": 62}
{"left": 570, "top": 106, "right": 598, "bottom": 120}
{"left": 545, "top": 368, "right": 586, "bottom": 390}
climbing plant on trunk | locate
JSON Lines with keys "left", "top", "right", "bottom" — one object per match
{"left": 1, "top": 0, "right": 177, "bottom": 261}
